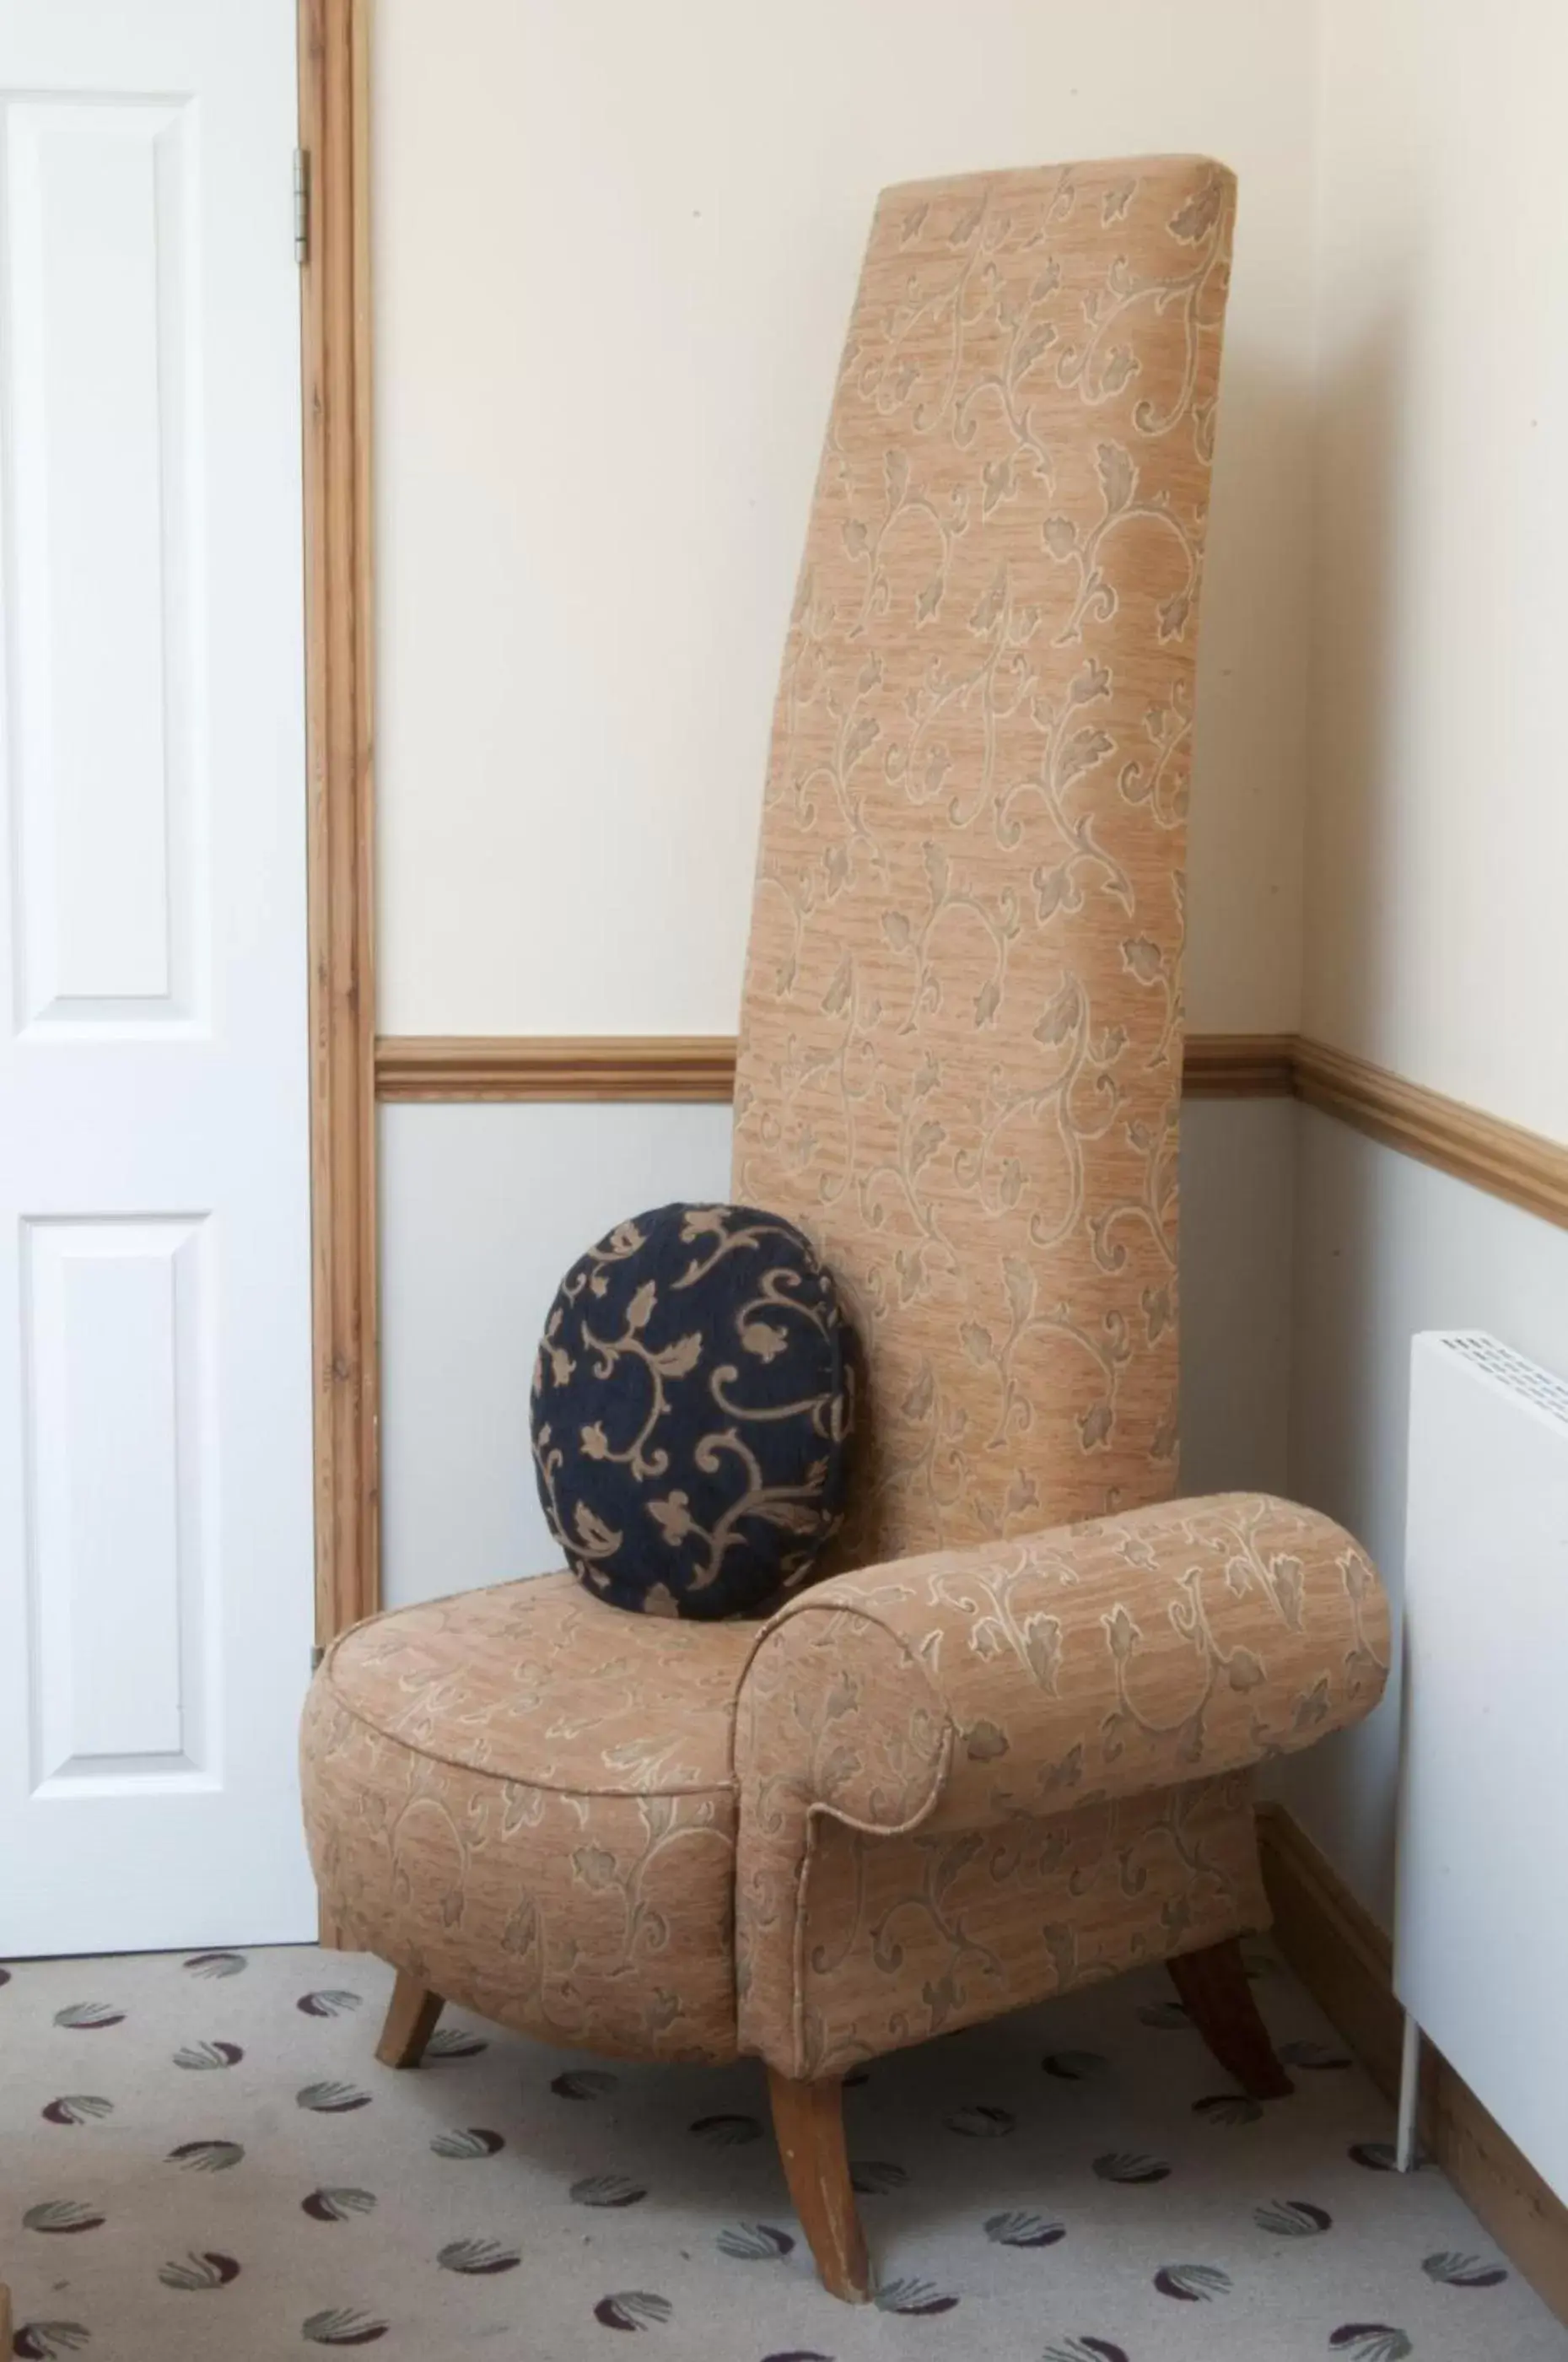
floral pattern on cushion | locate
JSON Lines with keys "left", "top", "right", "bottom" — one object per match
{"left": 531, "top": 1202, "right": 854, "bottom": 1619}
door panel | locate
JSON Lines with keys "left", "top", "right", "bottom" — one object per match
{"left": 23, "top": 1216, "right": 212, "bottom": 1791}
{"left": 0, "top": 1, "right": 316, "bottom": 1951}
{"left": 6, "top": 96, "right": 202, "bottom": 1027}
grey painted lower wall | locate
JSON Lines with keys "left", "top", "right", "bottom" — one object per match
{"left": 1274, "top": 1106, "right": 1568, "bottom": 1931}
{"left": 1178, "top": 1096, "right": 1296, "bottom": 1502}
{"left": 379, "top": 1096, "right": 1295, "bottom": 1610}
{"left": 380, "top": 1100, "right": 733, "bottom": 1611}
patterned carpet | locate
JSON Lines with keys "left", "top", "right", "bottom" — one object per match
{"left": 3, "top": 1942, "right": 1565, "bottom": 2360}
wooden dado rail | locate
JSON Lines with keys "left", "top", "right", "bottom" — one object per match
{"left": 374, "top": 1031, "right": 1296, "bottom": 1103}
{"left": 374, "top": 1031, "right": 1568, "bottom": 1233}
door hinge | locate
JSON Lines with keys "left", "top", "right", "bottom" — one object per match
{"left": 310, "top": 1643, "right": 325, "bottom": 1673}
{"left": 294, "top": 148, "right": 310, "bottom": 266}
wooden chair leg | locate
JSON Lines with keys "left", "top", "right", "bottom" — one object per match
{"left": 768, "top": 2067, "right": 872, "bottom": 2303}
{"left": 374, "top": 1969, "right": 444, "bottom": 2068}
{"left": 1169, "top": 1935, "right": 1293, "bottom": 2099}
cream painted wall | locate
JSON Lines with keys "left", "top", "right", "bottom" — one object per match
{"left": 1303, "top": 0, "right": 1568, "bottom": 1142}
{"left": 372, "top": 0, "right": 1318, "bottom": 1038}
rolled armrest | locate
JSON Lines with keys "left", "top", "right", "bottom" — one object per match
{"left": 732, "top": 1491, "right": 1386, "bottom": 2073}
{"left": 737, "top": 1491, "right": 1388, "bottom": 1840}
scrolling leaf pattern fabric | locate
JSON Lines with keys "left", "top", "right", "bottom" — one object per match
{"left": 531, "top": 1203, "right": 854, "bottom": 1619}
{"left": 732, "top": 156, "right": 1237, "bottom": 1572}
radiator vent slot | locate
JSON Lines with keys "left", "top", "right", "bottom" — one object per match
{"left": 1434, "top": 1328, "right": 1568, "bottom": 1426}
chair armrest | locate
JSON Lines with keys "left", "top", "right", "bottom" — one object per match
{"left": 736, "top": 1490, "right": 1389, "bottom": 1840}
{"left": 732, "top": 1491, "right": 1386, "bottom": 2074}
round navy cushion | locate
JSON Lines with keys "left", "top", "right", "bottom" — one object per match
{"left": 531, "top": 1202, "right": 854, "bottom": 1619}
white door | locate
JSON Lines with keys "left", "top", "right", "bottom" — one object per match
{"left": 0, "top": 1, "right": 317, "bottom": 1951}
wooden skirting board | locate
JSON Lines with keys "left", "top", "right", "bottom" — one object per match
{"left": 374, "top": 1030, "right": 1568, "bottom": 1231}
{"left": 1258, "top": 1803, "right": 1568, "bottom": 2325}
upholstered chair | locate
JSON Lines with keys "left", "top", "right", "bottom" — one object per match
{"left": 300, "top": 155, "right": 1389, "bottom": 2303}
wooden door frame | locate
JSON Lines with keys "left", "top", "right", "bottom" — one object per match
{"left": 299, "top": 0, "right": 379, "bottom": 1647}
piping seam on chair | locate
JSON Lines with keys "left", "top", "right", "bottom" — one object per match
{"left": 730, "top": 1594, "right": 957, "bottom": 1816}
{"left": 321, "top": 1669, "right": 740, "bottom": 1804}
{"left": 733, "top": 1602, "right": 956, "bottom": 2075}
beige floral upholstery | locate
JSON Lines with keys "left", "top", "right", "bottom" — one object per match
{"left": 299, "top": 156, "right": 1389, "bottom": 2132}
{"left": 301, "top": 1579, "right": 747, "bottom": 2062}
{"left": 300, "top": 1495, "right": 1387, "bottom": 2078}
{"left": 733, "top": 1494, "right": 1388, "bottom": 2074}
{"left": 743, "top": 1774, "right": 1265, "bottom": 2082}
{"left": 733, "top": 154, "right": 1235, "bottom": 1571}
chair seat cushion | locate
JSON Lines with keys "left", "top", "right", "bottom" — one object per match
{"left": 299, "top": 1573, "right": 751, "bottom": 2063}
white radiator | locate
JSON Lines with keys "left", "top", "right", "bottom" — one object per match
{"left": 1396, "top": 1329, "right": 1568, "bottom": 2198}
